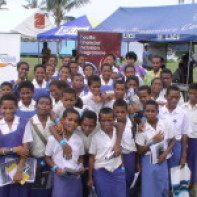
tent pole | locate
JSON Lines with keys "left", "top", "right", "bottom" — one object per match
{"left": 127, "top": 42, "right": 130, "bottom": 52}
{"left": 186, "top": 41, "right": 192, "bottom": 84}
{"left": 38, "top": 41, "right": 40, "bottom": 64}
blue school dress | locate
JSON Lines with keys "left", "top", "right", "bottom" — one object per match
{"left": 16, "top": 109, "right": 37, "bottom": 120}
{"left": 33, "top": 88, "right": 50, "bottom": 101}
{"left": 0, "top": 118, "right": 30, "bottom": 197}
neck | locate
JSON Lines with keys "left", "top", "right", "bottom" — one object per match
{"left": 23, "top": 100, "right": 31, "bottom": 107}
{"left": 37, "top": 114, "right": 48, "bottom": 122}
{"left": 166, "top": 104, "right": 176, "bottom": 112}
{"left": 189, "top": 100, "right": 197, "bottom": 107}
{"left": 5, "top": 116, "right": 15, "bottom": 124}
{"left": 103, "top": 77, "right": 110, "bottom": 83}
{"left": 75, "top": 87, "right": 83, "bottom": 94}
{"left": 147, "top": 118, "right": 158, "bottom": 126}
{"left": 151, "top": 92, "right": 159, "bottom": 99}
{"left": 63, "top": 130, "right": 72, "bottom": 140}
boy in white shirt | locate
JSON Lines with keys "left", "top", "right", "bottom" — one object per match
{"left": 182, "top": 83, "right": 197, "bottom": 193}
{"left": 88, "top": 107, "right": 127, "bottom": 197}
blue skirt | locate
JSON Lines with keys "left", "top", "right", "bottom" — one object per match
{"left": 141, "top": 155, "right": 169, "bottom": 197}
{"left": 188, "top": 138, "right": 197, "bottom": 184}
{"left": 52, "top": 174, "right": 82, "bottom": 197}
{"left": 93, "top": 168, "right": 126, "bottom": 197}
{"left": 122, "top": 153, "right": 136, "bottom": 197}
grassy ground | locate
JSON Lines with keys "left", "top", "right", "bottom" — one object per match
{"left": 21, "top": 56, "right": 197, "bottom": 82}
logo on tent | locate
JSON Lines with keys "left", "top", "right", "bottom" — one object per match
{"left": 55, "top": 26, "right": 90, "bottom": 36}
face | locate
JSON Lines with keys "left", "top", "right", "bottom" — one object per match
{"left": 48, "top": 57, "right": 57, "bottom": 66}
{"left": 88, "top": 81, "right": 101, "bottom": 96}
{"left": 151, "top": 79, "right": 163, "bottom": 94}
{"left": 138, "top": 90, "right": 151, "bottom": 105}
{"left": 126, "top": 80, "right": 138, "bottom": 91}
{"left": 114, "top": 106, "right": 127, "bottom": 122}
{"left": 18, "top": 64, "right": 29, "bottom": 79}
{"left": 62, "top": 113, "right": 79, "bottom": 133}
{"left": 70, "top": 63, "right": 79, "bottom": 75}
{"left": 1, "top": 86, "right": 13, "bottom": 95}
{"left": 19, "top": 88, "right": 34, "bottom": 105}
{"left": 101, "top": 66, "right": 112, "bottom": 80}
{"left": 188, "top": 89, "right": 197, "bottom": 104}
{"left": 34, "top": 67, "right": 46, "bottom": 83}
{"left": 77, "top": 56, "right": 86, "bottom": 65}
{"left": 81, "top": 118, "right": 96, "bottom": 135}
{"left": 72, "top": 76, "right": 84, "bottom": 89}
{"left": 126, "top": 58, "right": 135, "bottom": 65}
{"left": 151, "top": 57, "right": 161, "bottom": 71}
{"left": 144, "top": 104, "right": 158, "bottom": 122}
{"left": 104, "top": 55, "right": 115, "bottom": 66}
{"left": 160, "top": 73, "right": 172, "bottom": 88}
{"left": 165, "top": 90, "right": 180, "bottom": 109}
{"left": 0, "top": 100, "right": 17, "bottom": 121}
{"left": 46, "top": 66, "right": 55, "bottom": 80}
{"left": 99, "top": 113, "right": 114, "bottom": 133}
{"left": 50, "top": 85, "right": 62, "bottom": 101}
{"left": 59, "top": 67, "right": 70, "bottom": 80}
{"left": 125, "top": 67, "right": 135, "bottom": 78}
{"left": 114, "top": 84, "right": 126, "bottom": 99}
{"left": 36, "top": 97, "right": 52, "bottom": 115}
{"left": 62, "top": 93, "right": 76, "bottom": 108}
{"left": 62, "top": 57, "right": 71, "bottom": 65}
{"left": 84, "top": 66, "right": 94, "bottom": 77}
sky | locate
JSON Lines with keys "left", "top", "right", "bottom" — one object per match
{"left": 5, "top": 0, "right": 195, "bottom": 22}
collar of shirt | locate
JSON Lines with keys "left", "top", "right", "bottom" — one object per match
{"left": 162, "top": 105, "right": 181, "bottom": 114}
{"left": 183, "top": 102, "right": 197, "bottom": 110}
{"left": 32, "top": 79, "right": 47, "bottom": 88}
{"left": 32, "top": 115, "right": 53, "bottom": 128}
{"left": 18, "top": 100, "right": 36, "bottom": 111}
{"left": 101, "top": 77, "right": 113, "bottom": 86}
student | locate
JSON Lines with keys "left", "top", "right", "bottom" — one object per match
{"left": 113, "top": 99, "right": 136, "bottom": 197}
{"left": 45, "top": 108, "right": 85, "bottom": 197}
{"left": 0, "top": 82, "right": 14, "bottom": 96}
{"left": 69, "top": 61, "right": 80, "bottom": 77}
{"left": 62, "top": 56, "right": 72, "bottom": 66}
{"left": 144, "top": 55, "right": 163, "bottom": 85}
{"left": 16, "top": 80, "right": 36, "bottom": 119}
{"left": 100, "top": 63, "right": 114, "bottom": 92}
{"left": 82, "top": 75, "right": 105, "bottom": 115}
{"left": 24, "top": 96, "right": 53, "bottom": 197}
{"left": 0, "top": 93, "right": 32, "bottom": 197}
{"left": 53, "top": 87, "right": 82, "bottom": 118}
{"left": 159, "top": 85, "right": 192, "bottom": 169}
{"left": 58, "top": 66, "right": 71, "bottom": 84}
{"left": 136, "top": 100, "right": 175, "bottom": 197}
{"left": 182, "top": 83, "right": 197, "bottom": 193}
{"left": 45, "top": 63, "right": 56, "bottom": 83}
{"left": 102, "top": 54, "right": 119, "bottom": 74}
{"left": 32, "top": 64, "right": 49, "bottom": 101}
{"left": 137, "top": 85, "right": 151, "bottom": 108}
{"left": 88, "top": 107, "right": 127, "bottom": 197}
{"left": 72, "top": 73, "right": 87, "bottom": 97}
{"left": 49, "top": 80, "right": 69, "bottom": 107}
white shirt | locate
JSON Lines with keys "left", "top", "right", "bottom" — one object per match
{"left": 75, "top": 126, "right": 99, "bottom": 154}
{"left": 159, "top": 105, "right": 192, "bottom": 140}
{"left": 0, "top": 116, "right": 32, "bottom": 143}
{"left": 101, "top": 77, "right": 113, "bottom": 86}
{"left": 82, "top": 92, "right": 104, "bottom": 115}
{"left": 89, "top": 129, "right": 122, "bottom": 172}
{"left": 182, "top": 102, "right": 197, "bottom": 138}
{"left": 135, "top": 119, "right": 174, "bottom": 155}
{"left": 121, "top": 118, "right": 136, "bottom": 154}
{"left": 18, "top": 100, "right": 36, "bottom": 111}
{"left": 32, "top": 79, "right": 47, "bottom": 88}
{"left": 26, "top": 115, "right": 53, "bottom": 158}
{"left": 45, "top": 133, "right": 85, "bottom": 170}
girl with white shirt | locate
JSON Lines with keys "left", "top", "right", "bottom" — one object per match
{"left": 0, "top": 94, "right": 32, "bottom": 197}
{"left": 45, "top": 108, "right": 85, "bottom": 197}
{"left": 88, "top": 107, "right": 126, "bottom": 197}
{"left": 136, "top": 100, "right": 175, "bottom": 197}
{"left": 113, "top": 99, "right": 136, "bottom": 197}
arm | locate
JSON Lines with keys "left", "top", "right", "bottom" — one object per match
{"left": 0, "top": 146, "right": 29, "bottom": 157}
{"left": 87, "top": 154, "right": 95, "bottom": 187}
{"left": 180, "top": 135, "right": 188, "bottom": 168}
{"left": 137, "top": 144, "right": 150, "bottom": 155}
{"left": 13, "top": 157, "right": 26, "bottom": 183}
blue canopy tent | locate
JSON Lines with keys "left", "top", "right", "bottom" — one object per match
{"left": 94, "top": 4, "right": 197, "bottom": 42}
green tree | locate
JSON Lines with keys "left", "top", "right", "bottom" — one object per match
{"left": 0, "top": 0, "right": 6, "bottom": 9}
{"left": 45, "top": 0, "right": 90, "bottom": 26}
{"left": 22, "top": 0, "right": 45, "bottom": 9}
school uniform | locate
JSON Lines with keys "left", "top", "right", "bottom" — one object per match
{"left": 45, "top": 133, "right": 85, "bottom": 197}
{"left": 0, "top": 116, "right": 32, "bottom": 197}
{"left": 143, "top": 69, "right": 162, "bottom": 86}
{"left": 182, "top": 102, "right": 197, "bottom": 184}
{"left": 135, "top": 119, "right": 174, "bottom": 197}
{"left": 89, "top": 129, "right": 127, "bottom": 197}
{"left": 101, "top": 77, "right": 114, "bottom": 92}
{"left": 159, "top": 105, "right": 192, "bottom": 168}
{"left": 32, "top": 79, "right": 50, "bottom": 101}
{"left": 121, "top": 118, "right": 136, "bottom": 197}
{"left": 16, "top": 100, "right": 37, "bottom": 119}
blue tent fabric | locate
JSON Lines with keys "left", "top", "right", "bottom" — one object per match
{"left": 37, "top": 15, "right": 92, "bottom": 41}
{"left": 94, "top": 4, "right": 197, "bottom": 42}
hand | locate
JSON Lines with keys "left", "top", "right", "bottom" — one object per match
{"left": 158, "top": 152, "right": 167, "bottom": 164}
{"left": 136, "top": 162, "right": 141, "bottom": 172}
{"left": 55, "top": 121, "right": 64, "bottom": 135}
{"left": 138, "top": 122, "right": 145, "bottom": 132}
{"left": 62, "top": 144, "right": 72, "bottom": 160}
{"left": 13, "top": 171, "right": 23, "bottom": 183}
{"left": 101, "top": 93, "right": 114, "bottom": 102}
{"left": 14, "top": 146, "right": 29, "bottom": 157}
{"left": 180, "top": 157, "right": 186, "bottom": 168}
{"left": 112, "top": 142, "right": 121, "bottom": 157}
{"left": 87, "top": 178, "right": 94, "bottom": 188}
{"left": 56, "top": 168, "right": 64, "bottom": 176}
{"left": 50, "top": 111, "right": 57, "bottom": 121}
{"left": 113, "top": 121, "right": 125, "bottom": 133}
{"left": 152, "top": 132, "right": 164, "bottom": 143}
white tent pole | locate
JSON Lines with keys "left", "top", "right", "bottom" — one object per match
{"left": 186, "top": 41, "right": 192, "bottom": 84}
{"left": 38, "top": 41, "right": 40, "bottom": 64}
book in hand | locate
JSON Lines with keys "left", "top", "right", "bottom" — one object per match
{"left": 0, "top": 158, "right": 37, "bottom": 187}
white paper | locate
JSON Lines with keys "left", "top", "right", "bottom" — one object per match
{"left": 130, "top": 172, "right": 140, "bottom": 189}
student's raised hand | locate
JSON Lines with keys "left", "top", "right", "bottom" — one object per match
{"left": 152, "top": 132, "right": 164, "bottom": 143}
{"left": 56, "top": 168, "right": 65, "bottom": 177}
{"left": 180, "top": 156, "right": 186, "bottom": 168}
{"left": 14, "top": 146, "right": 29, "bottom": 157}
{"left": 62, "top": 144, "right": 72, "bottom": 160}
{"left": 101, "top": 93, "right": 114, "bottom": 102}
{"left": 13, "top": 171, "right": 23, "bottom": 183}
{"left": 158, "top": 152, "right": 167, "bottom": 164}
{"left": 87, "top": 178, "right": 94, "bottom": 188}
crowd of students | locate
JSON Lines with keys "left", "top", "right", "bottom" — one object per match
{"left": 0, "top": 51, "right": 196, "bottom": 197}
